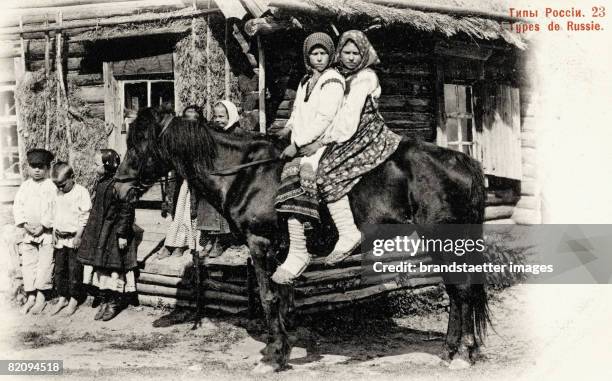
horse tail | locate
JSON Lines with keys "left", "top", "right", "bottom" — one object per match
{"left": 473, "top": 283, "right": 492, "bottom": 343}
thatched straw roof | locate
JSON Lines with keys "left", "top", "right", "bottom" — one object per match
{"left": 272, "top": 0, "right": 525, "bottom": 49}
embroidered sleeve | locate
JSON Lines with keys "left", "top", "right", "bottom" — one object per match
{"left": 293, "top": 77, "right": 345, "bottom": 147}
{"left": 287, "top": 82, "right": 305, "bottom": 140}
{"left": 325, "top": 69, "right": 379, "bottom": 144}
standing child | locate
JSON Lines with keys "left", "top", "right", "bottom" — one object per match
{"left": 78, "top": 149, "right": 137, "bottom": 321}
{"left": 13, "top": 148, "right": 57, "bottom": 314}
{"left": 48, "top": 162, "right": 91, "bottom": 316}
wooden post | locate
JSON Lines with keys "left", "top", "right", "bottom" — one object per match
{"left": 257, "top": 35, "right": 266, "bottom": 133}
{"left": 224, "top": 19, "right": 230, "bottom": 99}
{"left": 13, "top": 56, "right": 27, "bottom": 178}
{"left": 205, "top": 0, "right": 211, "bottom": 118}
{"left": 56, "top": 11, "right": 72, "bottom": 164}
{"left": 44, "top": 17, "right": 50, "bottom": 150}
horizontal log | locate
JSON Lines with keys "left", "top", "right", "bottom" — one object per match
{"left": 137, "top": 282, "right": 194, "bottom": 299}
{"left": 310, "top": 253, "right": 362, "bottom": 268}
{"left": 378, "top": 95, "right": 431, "bottom": 109}
{"left": 28, "top": 40, "right": 86, "bottom": 59}
{"left": 138, "top": 272, "right": 187, "bottom": 288}
{"left": 137, "top": 294, "right": 248, "bottom": 314}
{"left": 379, "top": 111, "right": 433, "bottom": 122}
{"left": 297, "top": 269, "right": 439, "bottom": 297}
{"left": 6, "top": 0, "right": 140, "bottom": 9}
{"left": 76, "top": 85, "right": 105, "bottom": 103}
{"left": 484, "top": 205, "right": 515, "bottom": 221}
{"left": 87, "top": 103, "right": 105, "bottom": 119}
{"left": 67, "top": 72, "right": 103, "bottom": 86}
{"left": 297, "top": 285, "right": 440, "bottom": 314}
{"left": 0, "top": 8, "right": 219, "bottom": 36}
{"left": 244, "top": 16, "right": 295, "bottom": 37}
{"left": 204, "top": 279, "right": 248, "bottom": 295}
{"left": 520, "top": 180, "right": 538, "bottom": 196}
{"left": 138, "top": 283, "right": 248, "bottom": 304}
{"left": 297, "top": 266, "right": 362, "bottom": 286}
{"left": 385, "top": 119, "right": 433, "bottom": 129}
{"left": 486, "top": 190, "right": 520, "bottom": 206}
{"left": 30, "top": 57, "right": 83, "bottom": 71}
{"left": 377, "top": 66, "right": 432, "bottom": 77}
{"left": 2, "top": 0, "right": 190, "bottom": 28}
{"left": 295, "top": 276, "right": 444, "bottom": 308}
{"left": 484, "top": 218, "right": 516, "bottom": 225}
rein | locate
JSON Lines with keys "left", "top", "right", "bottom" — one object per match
{"left": 208, "top": 157, "right": 281, "bottom": 176}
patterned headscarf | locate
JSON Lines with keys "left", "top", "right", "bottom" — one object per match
{"left": 303, "top": 32, "right": 335, "bottom": 72}
{"left": 215, "top": 100, "right": 240, "bottom": 130}
{"left": 334, "top": 30, "right": 380, "bottom": 76}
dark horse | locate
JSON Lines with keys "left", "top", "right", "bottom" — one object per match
{"left": 116, "top": 108, "right": 489, "bottom": 372}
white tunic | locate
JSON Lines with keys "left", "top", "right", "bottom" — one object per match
{"left": 322, "top": 68, "right": 381, "bottom": 144}
{"left": 287, "top": 69, "right": 345, "bottom": 148}
{"left": 53, "top": 183, "right": 92, "bottom": 248}
{"left": 12, "top": 178, "right": 56, "bottom": 244}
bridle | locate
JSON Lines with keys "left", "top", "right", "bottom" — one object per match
{"left": 116, "top": 114, "right": 281, "bottom": 189}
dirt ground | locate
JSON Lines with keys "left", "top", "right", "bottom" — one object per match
{"left": 1, "top": 283, "right": 611, "bottom": 381}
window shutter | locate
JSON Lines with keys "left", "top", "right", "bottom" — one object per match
{"left": 473, "top": 84, "right": 522, "bottom": 180}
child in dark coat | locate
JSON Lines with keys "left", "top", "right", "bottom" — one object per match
{"left": 77, "top": 149, "right": 137, "bottom": 321}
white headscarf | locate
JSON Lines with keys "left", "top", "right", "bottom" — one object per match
{"left": 216, "top": 100, "right": 240, "bottom": 130}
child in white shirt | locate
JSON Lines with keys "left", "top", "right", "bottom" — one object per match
{"left": 48, "top": 161, "right": 91, "bottom": 316}
{"left": 13, "top": 148, "right": 56, "bottom": 314}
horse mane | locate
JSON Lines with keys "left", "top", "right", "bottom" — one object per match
{"left": 159, "top": 116, "right": 218, "bottom": 176}
{"left": 127, "top": 107, "right": 287, "bottom": 180}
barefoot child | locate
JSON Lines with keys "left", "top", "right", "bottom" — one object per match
{"left": 13, "top": 148, "right": 56, "bottom": 314}
{"left": 49, "top": 162, "right": 91, "bottom": 316}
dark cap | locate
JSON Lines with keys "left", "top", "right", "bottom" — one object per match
{"left": 26, "top": 148, "right": 54, "bottom": 166}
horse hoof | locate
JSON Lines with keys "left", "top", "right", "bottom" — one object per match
{"left": 252, "top": 362, "right": 279, "bottom": 374}
{"left": 448, "top": 358, "right": 471, "bottom": 370}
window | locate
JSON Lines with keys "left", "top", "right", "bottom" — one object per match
{"left": 0, "top": 86, "right": 20, "bottom": 180}
{"left": 122, "top": 79, "right": 174, "bottom": 129}
{"left": 439, "top": 84, "right": 474, "bottom": 155}
{"left": 438, "top": 83, "right": 522, "bottom": 181}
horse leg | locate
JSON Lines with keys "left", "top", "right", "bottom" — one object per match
{"left": 448, "top": 284, "right": 482, "bottom": 369}
{"left": 248, "top": 235, "right": 290, "bottom": 373}
{"left": 442, "top": 285, "right": 462, "bottom": 362}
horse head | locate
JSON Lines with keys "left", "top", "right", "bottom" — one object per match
{"left": 115, "top": 107, "right": 173, "bottom": 191}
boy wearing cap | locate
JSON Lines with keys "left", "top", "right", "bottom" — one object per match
{"left": 13, "top": 148, "right": 57, "bottom": 314}
{"left": 49, "top": 161, "right": 91, "bottom": 316}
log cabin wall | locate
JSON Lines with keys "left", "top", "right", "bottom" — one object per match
{"left": 261, "top": 27, "right": 531, "bottom": 224}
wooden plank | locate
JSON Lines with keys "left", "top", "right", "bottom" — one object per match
{"left": 257, "top": 35, "right": 266, "bottom": 133}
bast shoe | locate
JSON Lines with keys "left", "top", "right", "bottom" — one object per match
{"left": 94, "top": 303, "right": 108, "bottom": 321}
{"left": 101, "top": 293, "right": 124, "bottom": 321}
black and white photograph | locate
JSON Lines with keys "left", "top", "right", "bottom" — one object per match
{"left": 0, "top": 0, "right": 611, "bottom": 380}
